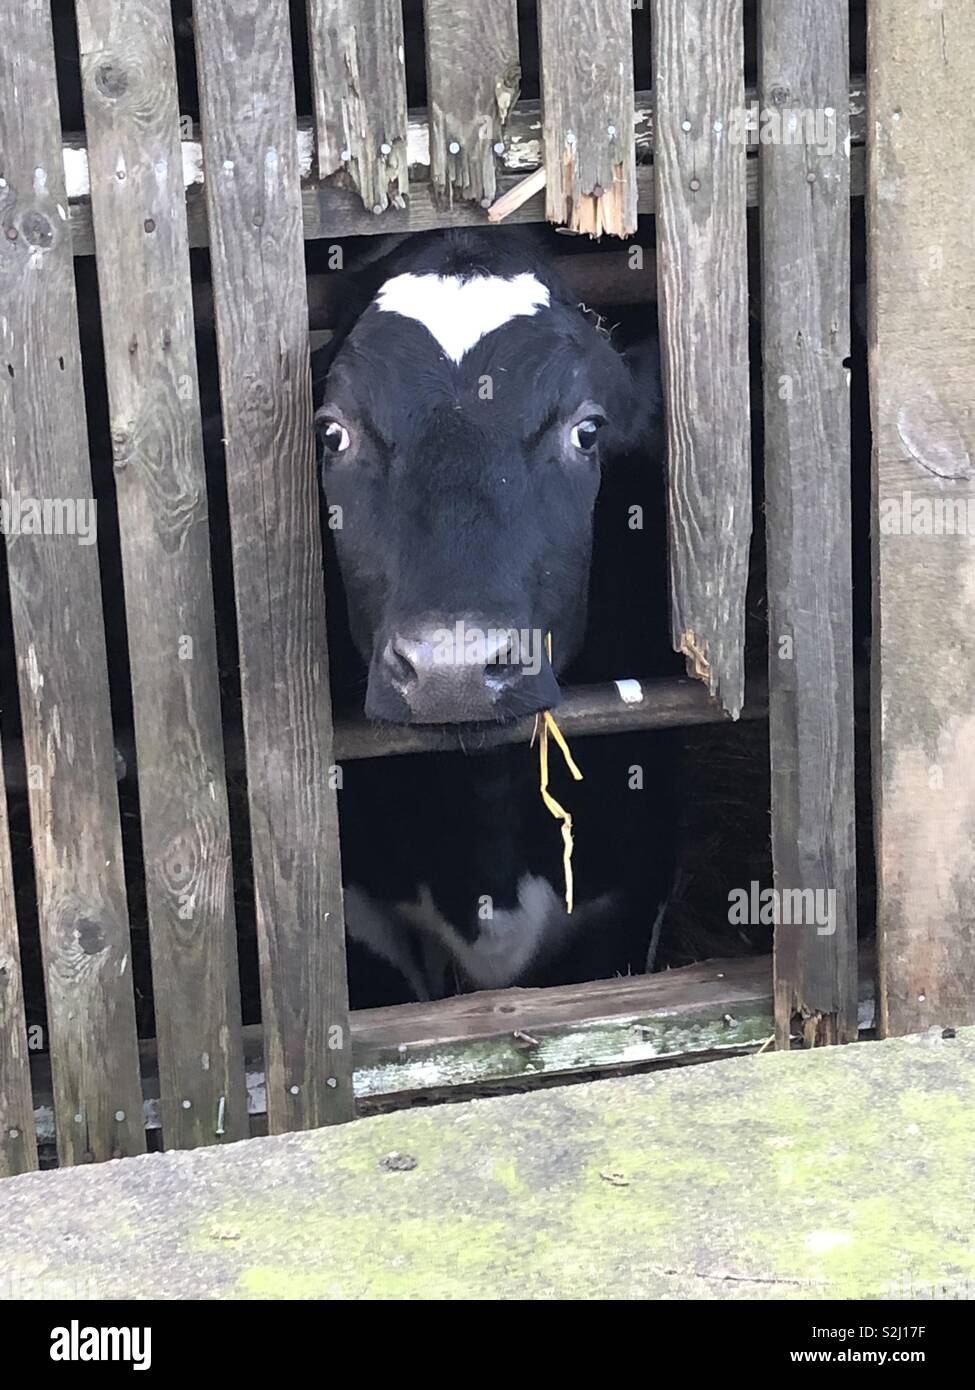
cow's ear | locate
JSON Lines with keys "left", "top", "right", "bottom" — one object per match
{"left": 608, "top": 332, "right": 665, "bottom": 459}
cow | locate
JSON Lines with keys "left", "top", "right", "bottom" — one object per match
{"left": 313, "top": 229, "right": 677, "bottom": 1007}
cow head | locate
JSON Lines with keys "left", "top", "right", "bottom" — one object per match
{"left": 315, "top": 232, "right": 659, "bottom": 726}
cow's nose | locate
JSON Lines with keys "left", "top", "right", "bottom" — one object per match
{"left": 366, "top": 624, "right": 558, "bottom": 725}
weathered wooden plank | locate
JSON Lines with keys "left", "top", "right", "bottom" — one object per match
{"left": 537, "top": 0, "right": 637, "bottom": 236}
{"left": 75, "top": 0, "right": 247, "bottom": 1147}
{"left": 651, "top": 0, "right": 753, "bottom": 718}
{"left": 760, "top": 1, "right": 858, "bottom": 1048}
{"left": 0, "top": 0, "right": 144, "bottom": 1166}
{"left": 868, "top": 0, "right": 975, "bottom": 1035}
{"left": 307, "top": 0, "right": 409, "bottom": 213}
{"left": 0, "top": 736, "right": 37, "bottom": 1176}
{"left": 423, "top": 0, "right": 520, "bottom": 208}
{"left": 28, "top": 950, "right": 879, "bottom": 1141}
{"left": 65, "top": 95, "right": 869, "bottom": 255}
{"left": 194, "top": 0, "right": 353, "bottom": 1129}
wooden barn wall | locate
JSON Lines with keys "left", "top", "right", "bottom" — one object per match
{"left": 0, "top": 0, "right": 898, "bottom": 1170}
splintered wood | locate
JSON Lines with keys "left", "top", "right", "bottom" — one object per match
{"left": 307, "top": 0, "right": 409, "bottom": 213}
{"left": 537, "top": 0, "right": 637, "bottom": 237}
{"left": 424, "top": 0, "right": 521, "bottom": 208}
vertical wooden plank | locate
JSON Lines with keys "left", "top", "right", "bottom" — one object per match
{"left": 306, "top": 0, "right": 409, "bottom": 214}
{"left": 651, "top": 0, "right": 752, "bottom": 718}
{"left": 0, "top": 739, "right": 37, "bottom": 1176}
{"left": 0, "top": 0, "right": 144, "bottom": 1165}
{"left": 423, "top": 0, "right": 520, "bottom": 208}
{"left": 76, "top": 0, "right": 247, "bottom": 1148}
{"left": 868, "top": 0, "right": 975, "bottom": 1035}
{"left": 195, "top": 0, "right": 353, "bottom": 1130}
{"left": 537, "top": 0, "right": 637, "bottom": 237}
{"left": 760, "top": 1, "right": 858, "bottom": 1047}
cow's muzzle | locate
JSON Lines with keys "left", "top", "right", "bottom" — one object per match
{"left": 365, "top": 620, "right": 560, "bottom": 725}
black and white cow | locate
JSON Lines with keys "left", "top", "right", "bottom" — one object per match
{"left": 313, "top": 229, "right": 677, "bottom": 1007}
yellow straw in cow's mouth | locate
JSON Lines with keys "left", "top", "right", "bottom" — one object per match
{"left": 532, "top": 634, "right": 583, "bottom": 913}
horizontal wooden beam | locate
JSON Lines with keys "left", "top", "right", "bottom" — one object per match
{"left": 332, "top": 676, "right": 766, "bottom": 760}
{"left": 66, "top": 82, "right": 866, "bottom": 255}
{"left": 29, "top": 948, "right": 876, "bottom": 1142}
{"left": 1, "top": 677, "right": 767, "bottom": 792}
{"left": 62, "top": 80, "right": 865, "bottom": 198}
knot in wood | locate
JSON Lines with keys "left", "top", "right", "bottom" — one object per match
{"left": 22, "top": 212, "right": 53, "bottom": 248}
{"left": 75, "top": 917, "right": 107, "bottom": 956}
{"left": 95, "top": 61, "right": 129, "bottom": 100}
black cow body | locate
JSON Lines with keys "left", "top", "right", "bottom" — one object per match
{"left": 314, "top": 230, "right": 677, "bottom": 1007}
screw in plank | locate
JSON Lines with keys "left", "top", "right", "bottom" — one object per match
{"left": 493, "top": 141, "right": 505, "bottom": 155}
{"left": 689, "top": 178, "right": 701, "bottom": 192}
{"left": 448, "top": 140, "right": 461, "bottom": 154}
{"left": 181, "top": 1099, "right": 192, "bottom": 1110}
{"left": 114, "top": 1110, "right": 126, "bottom": 1122}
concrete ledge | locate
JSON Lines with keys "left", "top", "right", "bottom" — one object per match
{"left": 3, "top": 1029, "right": 974, "bottom": 1300}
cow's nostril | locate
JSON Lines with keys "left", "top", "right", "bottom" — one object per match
{"left": 485, "top": 659, "right": 518, "bottom": 693}
{"left": 384, "top": 638, "right": 419, "bottom": 693}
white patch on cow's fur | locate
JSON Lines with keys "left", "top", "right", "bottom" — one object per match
{"left": 399, "top": 876, "right": 615, "bottom": 991}
{"left": 375, "top": 272, "right": 551, "bottom": 364}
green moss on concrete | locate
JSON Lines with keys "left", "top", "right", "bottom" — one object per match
{"left": 3, "top": 1029, "right": 975, "bottom": 1299}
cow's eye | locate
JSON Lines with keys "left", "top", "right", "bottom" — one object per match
{"left": 319, "top": 419, "right": 351, "bottom": 454}
{"left": 570, "top": 417, "right": 604, "bottom": 452}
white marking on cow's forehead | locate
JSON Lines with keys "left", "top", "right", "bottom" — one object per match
{"left": 374, "top": 272, "right": 550, "bottom": 363}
